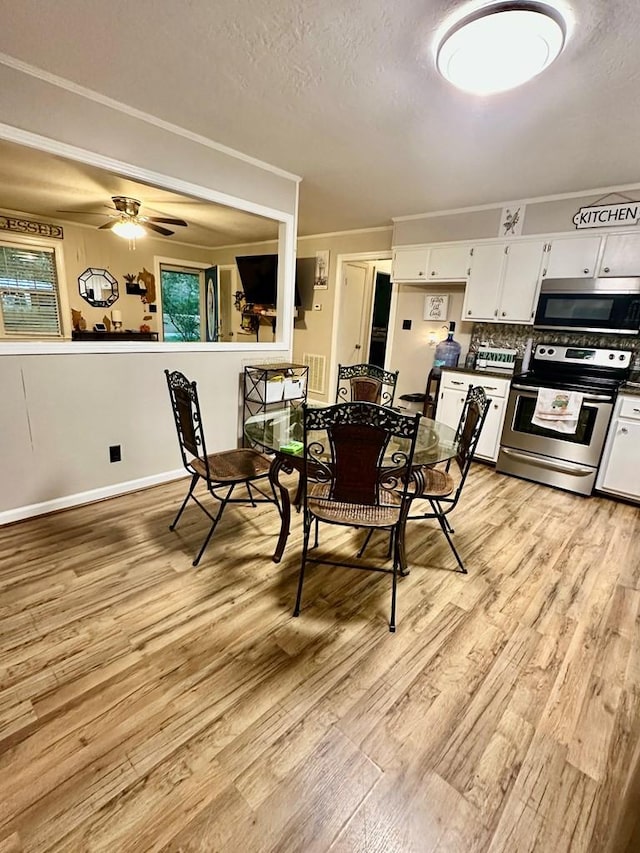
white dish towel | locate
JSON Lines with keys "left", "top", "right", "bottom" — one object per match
{"left": 531, "top": 388, "right": 584, "bottom": 434}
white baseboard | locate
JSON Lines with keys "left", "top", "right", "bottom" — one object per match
{"left": 0, "top": 468, "right": 186, "bottom": 526}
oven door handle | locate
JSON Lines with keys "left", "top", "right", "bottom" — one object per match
{"left": 500, "top": 448, "right": 594, "bottom": 476}
{"left": 510, "top": 384, "right": 612, "bottom": 402}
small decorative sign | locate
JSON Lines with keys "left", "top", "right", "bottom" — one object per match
{"left": 500, "top": 203, "right": 525, "bottom": 237}
{"left": 573, "top": 201, "right": 640, "bottom": 229}
{"left": 314, "top": 250, "right": 329, "bottom": 290}
{"left": 0, "top": 215, "right": 63, "bottom": 239}
{"left": 423, "top": 294, "right": 449, "bottom": 321}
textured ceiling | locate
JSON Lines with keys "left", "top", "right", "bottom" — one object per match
{"left": 0, "top": 0, "right": 638, "bottom": 236}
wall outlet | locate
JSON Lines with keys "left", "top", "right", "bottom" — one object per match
{"left": 402, "top": 319, "right": 412, "bottom": 330}
{"left": 109, "top": 445, "right": 121, "bottom": 463}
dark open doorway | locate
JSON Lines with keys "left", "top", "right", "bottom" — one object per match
{"left": 368, "top": 271, "right": 392, "bottom": 368}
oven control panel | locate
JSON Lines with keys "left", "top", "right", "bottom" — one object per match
{"left": 534, "top": 344, "right": 632, "bottom": 369}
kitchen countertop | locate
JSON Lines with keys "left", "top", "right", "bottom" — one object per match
{"left": 620, "top": 376, "right": 640, "bottom": 396}
{"left": 441, "top": 366, "right": 516, "bottom": 381}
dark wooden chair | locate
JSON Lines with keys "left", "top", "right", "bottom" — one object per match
{"left": 165, "top": 369, "right": 278, "bottom": 566}
{"left": 398, "top": 368, "right": 442, "bottom": 418}
{"left": 335, "top": 363, "right": 399, "bottom": 407}
{"left": 293, "top": 401, "right": 421, "bottom": 632}
{"left": 407, "top": 385, "right": 490, "bottom": 573}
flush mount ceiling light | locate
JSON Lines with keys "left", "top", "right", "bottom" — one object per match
{"left": 436, "top": 2, "right": 567, "bottom": 95}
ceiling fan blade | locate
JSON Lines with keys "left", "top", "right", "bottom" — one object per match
{"left": 98, "top": 221, "right": 114, "bottom": 230}
{"left": 57, "top": 209, "right": 108, "bottom": 215}
{"left": 144, "top": 222, "right": 174, "bottom": 236}
{"left": 147, "top": 216, "right": 188, "bottom": 227}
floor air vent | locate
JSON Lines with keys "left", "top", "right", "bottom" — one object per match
{"left": 302, "top": 353, "right": 326, "bottom": 395}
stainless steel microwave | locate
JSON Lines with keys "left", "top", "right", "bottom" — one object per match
{"left": 534, "top": 277, "right": 640, "bottom": 335}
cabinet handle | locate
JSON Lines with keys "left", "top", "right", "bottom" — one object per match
{"left": 493, "top": 404, "right": 499, "bottom": 409}
{"left": 542, "top": 268, "right": 547, "bottom": 276}
{"left": 467, "top": 309, "right": 472, "bottom": 315}
{"left": 494, "top": 309, "right": 498, "bottom": 317}
{"left": 501, "top": 311, "right": 507, "bottom": 317}
{"left": 467, "top": 268, "right": 471, "bottom": 275}
{"left": 484, "top": 385, "right": 498, "bottom": 391}
{"left": 583, "top": 268, "right": 589, "bottom": 274}
{"left": 621, "top": 427, "right": 628, "bottom": 434}
{"left": 431, "top": 271, "right": 436, "bottom": 276}
{"left": 633, "top": 408, "right": 640, "bottom": 413}
{"left": 604, "top": 266, "right": 610, "bottom": 273}
{"left": 451, "top": 380, "right": 465, "bottom": 386}
{"left": 418, "top": 271, "right": 424, "bottom": 276}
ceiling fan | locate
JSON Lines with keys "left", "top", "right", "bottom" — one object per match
{"left": 60, "top": 196, "right": 189, "bottom": 238}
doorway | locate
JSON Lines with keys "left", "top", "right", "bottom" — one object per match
{"left": 368, "top": 270, "right": 392, "bottom": 368}
{"left": 329, "top": 252, "right": 393, "bottom": 397}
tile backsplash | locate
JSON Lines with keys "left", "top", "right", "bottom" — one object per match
{"left": 470, "top": 323, "right": 640, "bottom": 371}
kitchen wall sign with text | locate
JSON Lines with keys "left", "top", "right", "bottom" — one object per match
{"left": 573, "top": 202, "right": 640, "bottom": 229}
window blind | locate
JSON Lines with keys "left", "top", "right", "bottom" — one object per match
{"left": 0, "top": 244, "right": 62, "bottom": 336}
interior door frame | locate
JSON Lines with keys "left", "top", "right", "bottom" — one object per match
{"left": 328, "top": 251, "right": 392, "bottom": 400}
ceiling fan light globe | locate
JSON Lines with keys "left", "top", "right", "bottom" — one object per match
{"left": 436, "top": 4, "right": 566, "bottom": 95}
{"left": 112, "top": 220, "right": 146, "bottom": 239}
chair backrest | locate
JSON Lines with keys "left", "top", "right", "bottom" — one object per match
{"left": 447, "top": 385, "right": 490, "bottom": 501}
{"left": 422, "top": 369, "right": 442, "bottom": 418}
{"left": 165, "top": 369, "right": 210, "bottom": 477}
{"left": 335, "top": 363, "right": 399, "bottom": 407}
{"left": 302, "top": 402, "right": 421, "bottom": 509}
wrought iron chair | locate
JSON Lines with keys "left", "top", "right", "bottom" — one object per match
{"left": 293, "top": 401, "right": 421, "bottom": 632}
{"left": 335, "top": 363, "right": 399, "bottom": 406}
{"left": 165, "top": 369, "right": 278, "bottom": 566}
{"left": 407, "top": 385, "right": 490, "bottom": 573}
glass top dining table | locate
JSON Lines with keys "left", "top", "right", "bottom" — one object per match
{"left": 244, "top": 404, "right": 459, "bottom": 563}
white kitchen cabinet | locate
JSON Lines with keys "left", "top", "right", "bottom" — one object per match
{"left": 599, "top": 233, "right": 640, "bottom": 277}
{"left": 499, "top": 240, "right": 547, "bottom": 323}
{"left": 427, "top": 245, "right": 471, "bottom": 280}
{"left": 543, "top": 236, "right": 602, "bottom": 279}
{"left": 596, "top": 393, "right": 640, "bottom": 503}
{"left": 463, "top": 240, "right": 546, "bottom": 324}
{"left": 462, "top": 244, "right": 504, "bottom": 321}
{"left": 392, "top": 247, "right": 430, "bottom": 281}
{"left": 439, "top": 371, "right": 510, "bottom": 462}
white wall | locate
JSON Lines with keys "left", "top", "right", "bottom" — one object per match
{"left": 0, "top": 60, "right": 299, "bottom": 522}
{"left": 388, "top": 284, "right": 471, "bottom": 401}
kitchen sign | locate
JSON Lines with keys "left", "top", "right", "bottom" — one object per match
{"left": 573, "top": 202, "right": 640, "bottom": 229}
{"left": 423, "top": 294, "right": 449, "bottom": 321}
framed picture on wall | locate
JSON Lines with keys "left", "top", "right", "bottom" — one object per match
{"left": 313, "top": 250, "right": 329, "bottom": 290}
{"left": 423, "top": 294, "right": 449, "bottom": 321}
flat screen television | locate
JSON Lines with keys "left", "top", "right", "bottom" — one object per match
{"left": 236, "top": 254, "right": 301, "bottom": 307}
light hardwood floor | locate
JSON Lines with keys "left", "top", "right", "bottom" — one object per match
{"left": 1, "top": 465, "right": 639, "bottom": 852}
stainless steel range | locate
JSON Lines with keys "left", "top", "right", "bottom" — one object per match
{"left": 496, "top": 344, "right": 633, "bottom": 495}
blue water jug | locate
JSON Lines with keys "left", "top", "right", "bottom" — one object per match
{"left": 433, "top": 322, "right": 461, "bottom": 369}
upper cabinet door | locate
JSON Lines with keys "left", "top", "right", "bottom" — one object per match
{"left": 599, "top": 233, "right": 640, "bottom": 276}
{"left": 427, "top": 245, "right": 471, "bottom": 280}
{"left": 462, "top": 244, "right": 505, "bottom": 321}
{"left": 543, "top": 236, "right": 602, "bottom": 279}
{"left": 499, "top": 240, "right": 546, "bottom": 323}
{"left": 392, "top": 247, "right": 430, "bottom": 281}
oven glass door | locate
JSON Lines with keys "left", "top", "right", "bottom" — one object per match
{"left": 502, "top": 387, "right": 613, "bottom": 468}
{"left": 511, "top": 395, "right": 597, "bottom": 446}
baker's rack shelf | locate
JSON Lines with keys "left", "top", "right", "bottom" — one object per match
{"left": 243, "top": 362, "right": 309, "bottom": 442}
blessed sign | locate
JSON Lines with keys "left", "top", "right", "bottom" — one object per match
{"left": 0, "top": 216, "right": 64, "bottom": 239}
{"left": 573, "top": 202, "right": 640, "bottom": 229}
